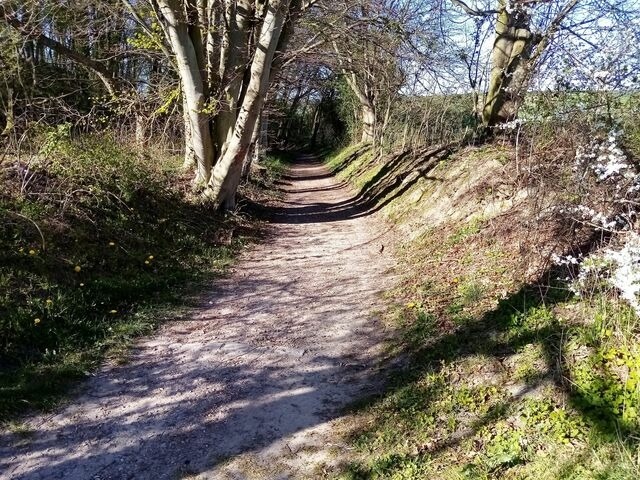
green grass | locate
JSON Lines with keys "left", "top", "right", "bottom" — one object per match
{"left": 445, "top": 218, "right": 484, "bottom": 247}
{"left": 0, "top": 132, "right": 275, "bottom": 422}
{"left": 341, "top": 283, "right": 640, "bottom": 479}
{"left": 260, "top": 151, "right": 291, "bottom": 181}
{"left": 325, "top": 143, "right": 375, "bottom": 181}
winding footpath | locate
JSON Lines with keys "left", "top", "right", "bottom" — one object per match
{"left": 0, "top": 155, "right": 396, "bottom": 480}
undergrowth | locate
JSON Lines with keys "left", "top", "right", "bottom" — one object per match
{"left": 326, "top": 140, "right": 640, "bottom": 479}
{"left": 0, "top": 131, "right": 276, "bottom": 422}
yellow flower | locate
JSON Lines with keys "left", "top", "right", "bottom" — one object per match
{"left": 148, "top": 255, "right": 154, "bottom": 260}
{"left": 79, "top": 283, "right": 85, "bottom": 287}
{"left": 108, "top": 242, "right": 116, "bottom": 247}
{"left": 74, "top": 265, "right": 81, "bottom": 272}
{"left": 34, "top": 318, "right": 41, "bottom": 325}
{"left": 46, "top": 298, "right": 53, "bottom": 304}
{"left": 144, "top": 260, "right": 150, "bottom": 265}
{"left": 29, "top": 249, "right": 36, "bottom": 255}
{"left": 109, "top": 310, "right": 117, "bottom": 314}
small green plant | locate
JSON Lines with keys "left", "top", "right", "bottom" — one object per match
{"left": 512, "top": 343, "right": 547, "bottom": 383}
{"left": 507, "top": 305, "right": 557, "bottom": 334}
{"left": 402, "top": 305, "right": 436, "bottom": 347}
{"left": 571, "top": 345, "right": 640, "bottom": 429}
{"left": 39, "top": 123, "right": 72, "bottom": 156}
{"left": 482, "top": 421, "right": 526, "bottom": 471}
{"left": 446, "top": 217, "right": 484, "bottom": 246}
{"left": 458, "top": 279, "right": 486, "bottom": 306}
{"left": 261, "top": 153, "right": 289, "bottom": 181}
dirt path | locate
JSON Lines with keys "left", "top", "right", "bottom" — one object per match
{"left": 0, "top": 155, "right": 396, "bottom": 480}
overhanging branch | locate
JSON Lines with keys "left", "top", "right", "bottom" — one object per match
{"left": 0, "top": 5, "right": 122, "bottom": 96}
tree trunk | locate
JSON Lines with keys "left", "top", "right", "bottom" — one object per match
{"left": 482, "top": 0, "right": 533, "bottom": 127}
{"left": 401, "top": 119, "right": 409, "bottom": 151}
{"left": 343, "top": 72, "right": 376, "bottom": 144}
{"left": 379, "top": 99, "right": 392, "bottom": 148}
{"left": 181, "top": 91, "right": 197, "bottom": 171}
{"left": 361, "top": 101, "right": 376, "bottom": 143}
{"left": 215, "top": 0, "right": 253, "bottom": 159}
{"left": 1, "top": 87, "right": 14, "bottom": 136}
{"left": 242, "top": 115, "right": 261, "bottom": 179}
{"left": 135, "top": 113, "right": 147, "bottom": 146}
{"left": 157, "top": 0, "right": 213, "bottom": 186}
{"left": 310, "top": 103, "right": 321, "bottom": 146}
{"left": 277, "top": 86, "right": 299, "bottom": 139}
{"left": 207, "top": 0, "right": 291, "bottom": 210}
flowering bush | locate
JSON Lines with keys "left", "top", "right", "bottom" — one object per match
{"left": 605, "top": 233, "right": 640, "bottom": 315}
{"left": 548, "top": 129, "right": 640, "bottom": 234}
{"left": 575, "top": 130, "right": 634, "bottom": 182}
{"left": 553, "top": 232, "right": 640, "bottom": 315}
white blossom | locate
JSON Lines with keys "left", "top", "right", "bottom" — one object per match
{"left": 558, "top": 233, "right": 640, "bottom": 315}
{"left": 556, "top": 204, "right": 618, "bottom": 230}
{"left": 604, "top": 233, "right": 640, "bottom": 314}
{"left": 551, "top": 253, "right": 580, "bottom": 265}
{"left": 497, "top": 118, "right": 525, "bottom": 130}
{"left": 575, "top": 130, "right": 630, "bottom": 181}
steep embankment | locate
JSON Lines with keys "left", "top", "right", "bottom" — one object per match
{"left": 328, "top": 142, "right": 640, "bottom": 479}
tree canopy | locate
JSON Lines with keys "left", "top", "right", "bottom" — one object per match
{"left": 1, "top": 0, "right": 638, "bottom": 206}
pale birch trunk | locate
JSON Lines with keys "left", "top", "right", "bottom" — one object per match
{"left": 344, "top": 73, "right": 376, "bottom": 144}
{"left": 157, "top": 0, "right": 213, "bottom": 186}
{"left": 333, "top": 39, "right": 377, "bottom": 145}
{"left": 242, "top": 115, "right": 261, "bottom": 179}
{"left": 360, "top": 101, "right": 376, "bottom": 143}
{"left": 215, "top": 0, "right": 253, "bottom": 158}
{"left": 135, "top": 113, "right": 147, "bottom": 146}
{"left": 1, "top": 87, "right": 14, "bottom": 136}
{"left": 181, "top": 91, "right": 197, "bottom": 171}
{"left": 207, "top": 0, "right": 291, "bottom": 209}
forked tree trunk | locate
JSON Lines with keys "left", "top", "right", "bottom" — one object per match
{"left": 482, "top": 0, "right": 533, "bottom": 127}
{"left": 207, "top": 0, "right": 291, "bottom": 209}
{"left": 215, "top": 0, "right": 252, "bottom": 159}
{"left": 344, "top": 73, "right": 376, "bottom": 144}
{"left": 482, "top": 0, "right": 579, "bottom": 128}
{"left": 158, "top": 0, "right": 213, "bottom": 186}
{"left": 333, "top": 38, "right": 378, "bottom": 146}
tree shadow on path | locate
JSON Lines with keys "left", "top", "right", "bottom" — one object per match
{"left": 246, "top": 147, "right": 451, "bottom": 224}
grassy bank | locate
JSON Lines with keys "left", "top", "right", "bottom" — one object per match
{"left": 0, "top": 133, "right": 282, "bottom": 422}
{"left": 325, "top": 142, "right": 640, "bottom": 479}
